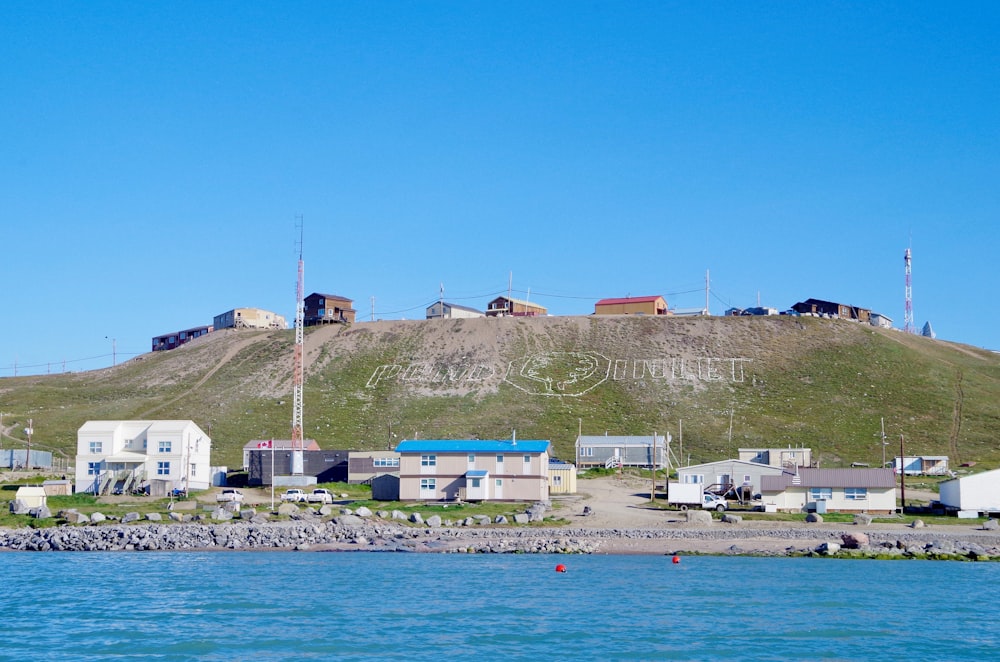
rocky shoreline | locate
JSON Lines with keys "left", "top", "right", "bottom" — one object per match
{"left": 4, "top": 514, "right": 1000, "bottom": 560}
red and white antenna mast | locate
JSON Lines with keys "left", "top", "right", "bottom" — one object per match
{"left": 291, "top": 218, "right": 305, "bottom": 474}
{"left": 903, "top": 246, "right": 914, "bottom": 334}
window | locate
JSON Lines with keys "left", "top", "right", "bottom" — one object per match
{"left": 743, "top": 475, "right": 752, "bottom": 485}
{"left": 683, "top": 474, "right": 704, "bottom": 484}
{"left": 468, "top": 454, "right": 476, "bottom": 464}
{"left": 496, "top": 454, "right": 504, "bottom": 465}
{"left": 495, "top": 479, "right": 502, "bottom": 487}
{"left": 87, "top": 462, "right": 100, "bottom": 476}
{"left": 190, "top": 463, "right": 197, "bottom": 476}
{"left": 523, "top": 454, "right": 531, "bottom": 464}
{"left": 470, "top": 478, "right": 481, "bottom": 488}
{"left": 553, "top": 475, "right": 563, "bottom": 486}
{"left": 420, "top": 478, "right": 436, "bottom": 494}
{"left": 89, "top": 441, "right": 102, "bottom": 454}
{"left": 845, "top": 487, "right": 868, "bottom": 500}
{"left": 420, "top": 454, "right": 436, "bottom": 467}
{"left": 374, "top": 457, "right": 399, "bottom": 468}
{"left": 809, "top": 487, "right": 833, "bottom": 501}
{"left": 158, "top": 441, "right": 172, "bottom": 453}
{"left": 157, "top": 461, "right": 170, "bottom": 476}
{"left": 582, "top": 447, "right": 593, "bottom": 457}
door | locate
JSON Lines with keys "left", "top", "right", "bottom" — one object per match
{"left": 494, "top": 478, "right": 503, "bottom": 500}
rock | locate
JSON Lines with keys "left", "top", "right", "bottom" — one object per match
{"left": 982, "top": 519, "right": 999, "bottom": 531}
{"left": 335, "top": 514, "right": 365, "bottom": 527}
{"left": 910, "top": 519, "right": 926, "bottom": 528}
{"left": 721, "top": 514, "right": 742, "bottom": 524}
{"left": 354, "top": 536, "right": 368, "bottom": 546}
{"left": 582, "top": 505, "right": 593, "bottom": 516}
{"left": 841, "top": 532, "right": 869, "bottom": 549}
{"left": 685, "top": 510, "right": 713, "bottom": 525}
{"left": 426, "top": 515, "right": 442, "bottom": 528}
{"left": 9, "top": 499, "right": 29, "bottom": 515}
{"left": 340, "top": 508, "right": 354, "bottom": 516}
{"left": 168, "top": 512, "right": 184, "bottom": 522}
{"left": 462, "top": 517, "right": 475, "bottom": 527}
{"left": 251, "top": 513, "right": 271, "bottom": 524}
{"left": 853, "top": 513, "right": 873, "bottom": 526}
{"left": 805, "top": 513, "right": 823, "bottom": 523}
{"left": 474, "top": 515, "right": 491, "bottom": 526}
{"left": 816, "top": 541, "right": 841, "bottom": 555}
{"left": 62, "top": 510, "right": 91, "bottom": 524}
{"left": 211, "top": 508, "right": 233, "bottom": 521}
{"left": 355, "top": 506, "right": 373, "bottom": 518}
{"left": 409, "top": 513, "right": 424, "bottom": 525}
{"left": 318, "top": 505, "right": 334, "bottom": 516}
{"left": 513, "top": 513, "right": 530, "bottom": 524}
{"left": 340, "top": 493, "right": 349, "bottom": 498}
{"left": 494, "top": 515, "right": 508, "bottom": 524}
{"left": 30, "top": 506, "right": 52, "bottom": 519}
{"left": 238, "top": 508, "right": 256, "bottom": 520}
{"left": 90, "top": 512, "right": 107, "bottom": 523}
{"left": 122, "top": 512, "right": 141, "bottom": 524}
{"left": 391, "top": 510, "right": 407, "bottom": 521}
{"left": 145, "top": 512, "right": 162, "bottom": 521}
{"left": 277, "top": 503, "right": 299, "bottom": 516}
{"left": 376, "top": 510, "right": 389, "bottom": 519}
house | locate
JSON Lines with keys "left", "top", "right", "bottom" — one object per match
{"left": 347, "top": 450, "right": 401, "bottom": 484}
{"left": 152, "top": 325, "right": 212, "bottom": 352}
{"left": 484, "top": 296, "right": 547, "bottom": 317}
{"left": 304, "top": 293, "right": 356, "bottom": 325}
{"left": 576, "top": 435, "right": 667, "bottom": 469}
{"left": 870, "top": 312, "right": 893, "bottom": 330}
{"left": 676, "top": 459, "right": 787, "bottom": 500}
{"left": 213, "top": 308, "right": 287, "bottom": 330}
{"left": 426, "top": 301, "right": 485, "bottom": 319}
{"left": 593, "top": 296, "right": 667, "bottom": 316}
{"left": 246, "top": 448, "right": 351, "bottom": 486}
{"left": 394, "top": 439, "right": 550, "bottom": 502}
{"left": 760, "top": 468, "right": 896, "bottom": 514}
{"left": 670, "top": 307, "right": 709, "bottom": 316}
{"left": 74, "top": 420, "right": 212, "bottom": 495}
{"left": 14, "top": 486, "right": 47, "bottom": 509}
{"left": 241, "top": 439, "right": 321, "bottom": 471}
{"left": 791, "top": 298, "right": 871, "bottom": 323}
{"left": 893, "top": 455, "right": 950, "bottom": 476}
{"left": 738, "top": 447, "right": 812, "bottom": 470}
{"left": 548, "top": 460, "right": 577, "bottom": 495}
{"left": 938, "top": 469, "right": 1000, "bottom": 516}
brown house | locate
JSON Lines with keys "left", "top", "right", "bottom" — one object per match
{"left": 792, "top": 298, "right": 871, "bottom": 323}
{"left": 594, "top": 295, "right": 668, "bottom": 316}
{"left": 485, "top": 296, "right": 547, "bottom": 317}
{"left": 304, "top": 293, "right": 356, "bottom": 325}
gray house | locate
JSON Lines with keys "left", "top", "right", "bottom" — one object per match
{"left": 576, "top": 435, "right": 666, "bottom": 469}
{"left": 676, "top": 459, "right": 786, "bottom": 500}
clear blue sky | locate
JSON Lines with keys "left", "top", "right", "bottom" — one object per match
{"left": 2, "top": 2, "right": 998, "bottom": 376}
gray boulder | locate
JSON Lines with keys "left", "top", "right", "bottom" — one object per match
{"left": 168, "top": 511, "right": 185, "bottom": 522}
{"left": 340, "top": 508, "right": 354, "bottom": 516}
{"left": 335, "top": 514, "right": 365, "bottom": 527}
{"left": 841, "top": 532, "right": 869, "bottom": 549}
{"left": 910, "top": 519, "right": 926, "bottom": 528}
{"left": 494, "top": 515, "right": 508, "bottom": 524}
{"left": 211, "top": 507, "right": 233, "bottom": 521}
{"left": 983, "top": 519, "right": 1000, "bottom": 531}
{"left": 277, "top": 503, "right": 299, "bottom": 516}
{"left": 426, "top": 515, "right": 442, "bottom": 528}
{"left": 145, "top": 512, "right": 163, "bottom": 521}
{"left": 462, "top": 517, "right": 475, "bottom": 527}
{"left": 513, "top": 513, "right": 530, "bottom": 524}
{"left": 409, "top": 512, "right": 424, "bottom": 525}
{"left": 9, "top": 499, "right": 29, "bottom": 515}
{"left": 816, "top": 541, "right": 841, "bottom": 555}
{"left": 391, "top": 510, "right": 408, "bottom": 521}
{"left": 30, "top": 505, "right": 52, "bottom": 519}
{"left": 122, "top": 511, "right": 141, "bottom": 524}
{"left": 318, "top": 505, "right": 334, "bottom": 516}
{"left": 685, "top": 510, "right": 713, "bottom": 525}
{"left": 355, "top": 506, "right": 373, "bottom": 518}
{"left": 474, "top": 515, "right": 491, "bottom": 526}
{"left": 238, "top": 508, "right": 256, "bottom": 520}
{"left": 853, "top": 513, "right": 873, "bottom": 526}
{"left": 805, "top": 513, "right": 824, "bottom": 523}
{"left": 62, "top": 510, "right": 91, "bottom": 524}
{"left": 90, "top": 512, "right": 107, "bottom": 523}
{"left": 376, "top": 510, "right": 390, "bottom": 519}
{"left": 721, "top": 513, "right": 743, "bottom": 524}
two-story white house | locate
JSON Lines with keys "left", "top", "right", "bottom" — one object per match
{"left": 75, "top": 420, "right": 212, "bottom": 495}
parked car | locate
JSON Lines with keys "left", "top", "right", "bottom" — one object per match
{"left": 280, "top": 488, "right": 308, "bottom": 503}
{"left": 216, "top": 488, "right": 244, "bottom": 504}
{"left": 306, "top": 488, "right": 334, "bottom": 504}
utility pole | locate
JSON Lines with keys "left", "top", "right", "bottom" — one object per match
{"left": 879, "top": 418, "right": 888, "bottom": 468}
{"left": 25, "top": 419, "right": 33, "bottom": 470}
{"left": 650, "top": 431, "right": 657, "bottom": 502}
{"left": 106, "top": 336, "right": 117, "bottom": 366}
{"left": 899, "top": 434, "right": 906, "bottom": 515}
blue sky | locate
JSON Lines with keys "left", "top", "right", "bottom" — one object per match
{"left": 2, "top": 2, "right": 998, "bottom": 376}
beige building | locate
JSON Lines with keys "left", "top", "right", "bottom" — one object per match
{"left": 395, "top": 439, "right": 550, "bottom": 502}
{"left": 594, "top": 295, "right": 668, "bottom": 316}
{"left": 738, "top": 447, "right": 812, "bottom": 470}
{"left": 548, "top": 460, "right": 577, "bottom": 494}
{"left": 485, "top": 296, "right": 547, "bottom": 317}
{"left": 213, "top": 308, "right": 287, "bottom": 330}
{"left": 348, "top": 450, "right": 401, "bottom": 484}
{"left": 761, "top": 468, "right": 896, "bottom": 514}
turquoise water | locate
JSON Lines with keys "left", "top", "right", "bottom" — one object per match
{"left": 1, "top": 552, "right": 996, "bottom": 661}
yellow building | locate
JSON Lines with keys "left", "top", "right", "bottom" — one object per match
{"left": 594, "top": 295, "right": 668, "bottom": 316}
{"left": 548, "top": 460, "right": 577, "bottom": 494}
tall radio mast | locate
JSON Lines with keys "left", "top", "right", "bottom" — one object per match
{"left": 904, "top": 247, "right": 914, "bottom": 334}
{"left": 291, "top": 218, "right": 305, "bottom": 474}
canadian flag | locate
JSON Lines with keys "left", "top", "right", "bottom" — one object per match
{"left": 257, "top": 440, "right": 273, "bottom": 449}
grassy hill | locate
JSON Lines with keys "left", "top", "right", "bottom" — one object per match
{"left": 1, "top": 316, "right": 998, "bottom": 471}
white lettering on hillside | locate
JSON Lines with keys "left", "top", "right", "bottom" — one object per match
{"left": 367, "top": 351, "right": 753, "bottom": 395}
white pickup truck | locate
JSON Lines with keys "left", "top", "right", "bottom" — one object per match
{"left": 216, "top": 488, "right": 244, "bottom": 505}
{"left": 666, "top": 483, "right": 727, "bottom": 512}
{"left": 306, "top": 488, "right": 334, "bottom": 504}
{"left": 280, "top": 488, "right": 308, "bottom": 503}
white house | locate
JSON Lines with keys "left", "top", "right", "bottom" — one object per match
{"left": 425, "top": 301, "right": 485, "bottom": 319}
{"left": 938, "top": 469, "right": 1000, "bottom": 515}
{"left": 760, "top": 468, "right": 896, "bottom": 514}
{"left": 676, "top": 459, "right": 787, "bottom": 500}
{"left": 870, "top": 312, "right": 893, "bottom": 329}
{"left": 738, "top": 447, "right": 812, "bottom": 470}
{"left": 75, "top": 420, "right": 212, "bottom": 495}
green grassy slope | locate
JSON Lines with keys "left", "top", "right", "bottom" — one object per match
{"left": 1, "top": 316, "right": 997, "bottom": 470}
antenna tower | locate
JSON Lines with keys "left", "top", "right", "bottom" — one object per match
{"left": 903, "top": 247, "right": 914, "bottom": 334}
{"left": 291, "top": 217, "right": 305, "bottom": 474}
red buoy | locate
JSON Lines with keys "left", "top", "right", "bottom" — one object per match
{"left": 555, "top": 563, "right": 567, "bottom": 573}
{"left": 672, "top": 555, "right": 680, "bottom": 564}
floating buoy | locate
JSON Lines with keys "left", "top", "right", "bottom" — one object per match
{"left": 672, "top": 555, "right": 680, "bottom": 564}
{"left": 555, "top": 563, "right": 567, "bottom": 573}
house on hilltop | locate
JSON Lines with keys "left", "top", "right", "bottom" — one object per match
{"left": 214, "top": 308, "right": 287, "bottom": 330}
{"left": 485, "top": 296, "right": 547, "bottom": 317}
{"left": 426, "top": 301, "right": 485, "bottom": 319}
{"left": 791, "top": 298, "right": 871, "bottom": 323}
{"left": 594, "top": 295, "right": 667, "bottom": 316}
{"left": 304, "top": 293, "right": 356, "bottom": 325}
{"left": 152, "top": 325, "right": 212, "bottom": 352}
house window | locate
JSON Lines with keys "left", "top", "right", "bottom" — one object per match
{"left": 845, "top": 487, "right": 868, "bottom": 500}
{"left": 809, "top": 487, "right": 833, "bottom": 501}
{"left": 496, "top": 454, "right": 504, "bottom": 465}
{"left": 89, "top": 441, "right": 102, "bottom": 454}
{"left": 683, "top": 474, "right": 704, "bottom": 484}
{"left": 743, "top": 475, "right": 752, "bottom": 485}
{"left": 87, "top": 462, "right": 101, "bottom": 475}
{"left": 420, "top": 478, "right": 436, "bottom": 494}
{"left": 157, "top": 461, "right": 170, "bottom": 476}
{"left": 420, "top": 454, "right": 436, "bottom": 467}
{"left": 190, "top": 463, "right": 197, "bottom": 476}
{"left": 471, "top": 478, "right": 481, "bottom": 488}
{"left": 374, "top": 457, "right": 399, "bottom": 468}
{"left": 495, "top": 479, "right": 502, "bottom": 487}
{"left": 158, "top": 441, "right": 172, "bottom": 453}
{"left": 523, "top": 454, "right": 531, "bottom": 464}
{"left": 582, "top": 447, "right": 593, "bottom": 457}
{"left": 468, "top": 454, "right": 475, "bottom": 464}
{"left": 553, "top": 475, "right": 563, "bottom": 486}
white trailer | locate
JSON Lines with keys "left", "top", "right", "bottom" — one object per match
{"left": 938, "top": 469, "right": 1000, "bottom": 517}
{"left": 666, "top": 482, "right": 727, "bottom": 511}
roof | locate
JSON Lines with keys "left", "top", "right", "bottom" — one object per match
{"left": 395, "top": 439, "right": 550, "bottom": 454}
{"left": 488, "top": 296, "right": 546, "bottom": 309}
{"left": 761, "top": 468, "right": 896, "bottom": 492}
{"left": 595, "top": 296, "right": 664, "bottom": 306}
{"left": 78, "top": 420, "right": 206, "bottom": 436}
{"left": 308, "top": 292, "right": 353, "bottom": 302}
{"left": 466, "top": 470, "right": 489, "bottom": 478}
{"left": 243, "top": 439, "right": 320, "bottom": 450}
{"left": 678, "top": 459, "right": 787, "bottom": 473}
{"left": 577, "top": 435, "right": 665, "bottom": 447}
{"left": 431, "top": 302, "right": 484, "bottom": 314}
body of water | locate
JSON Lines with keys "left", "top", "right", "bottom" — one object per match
{"left": 0, "top": 552, "right": 995, "bottom": 661}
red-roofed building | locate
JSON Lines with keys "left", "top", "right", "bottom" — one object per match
{"left": 594, "top": 295, "right": 668, "bottom": 316}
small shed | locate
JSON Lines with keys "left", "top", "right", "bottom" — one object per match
{"left": 14, "top": 486, "right": 48, "bottom": 508}
{"left": 42, "top": 479, "right": 73, "bottom": 496}
{"left": 548, "top": 460, "right": 577, "bottom": 494}
{"left": 371, "top": 474, "right": 400, "bottom": 501}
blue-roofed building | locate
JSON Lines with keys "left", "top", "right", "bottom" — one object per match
{"left": 394, "top": 439, "right": 551, "bottom": 502}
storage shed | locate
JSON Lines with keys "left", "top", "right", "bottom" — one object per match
{"left": 938, "top": 469, "right": 1000, "bottom": 515}
{"left": 14, "top": 486, "right": 48, "bottom": 509}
